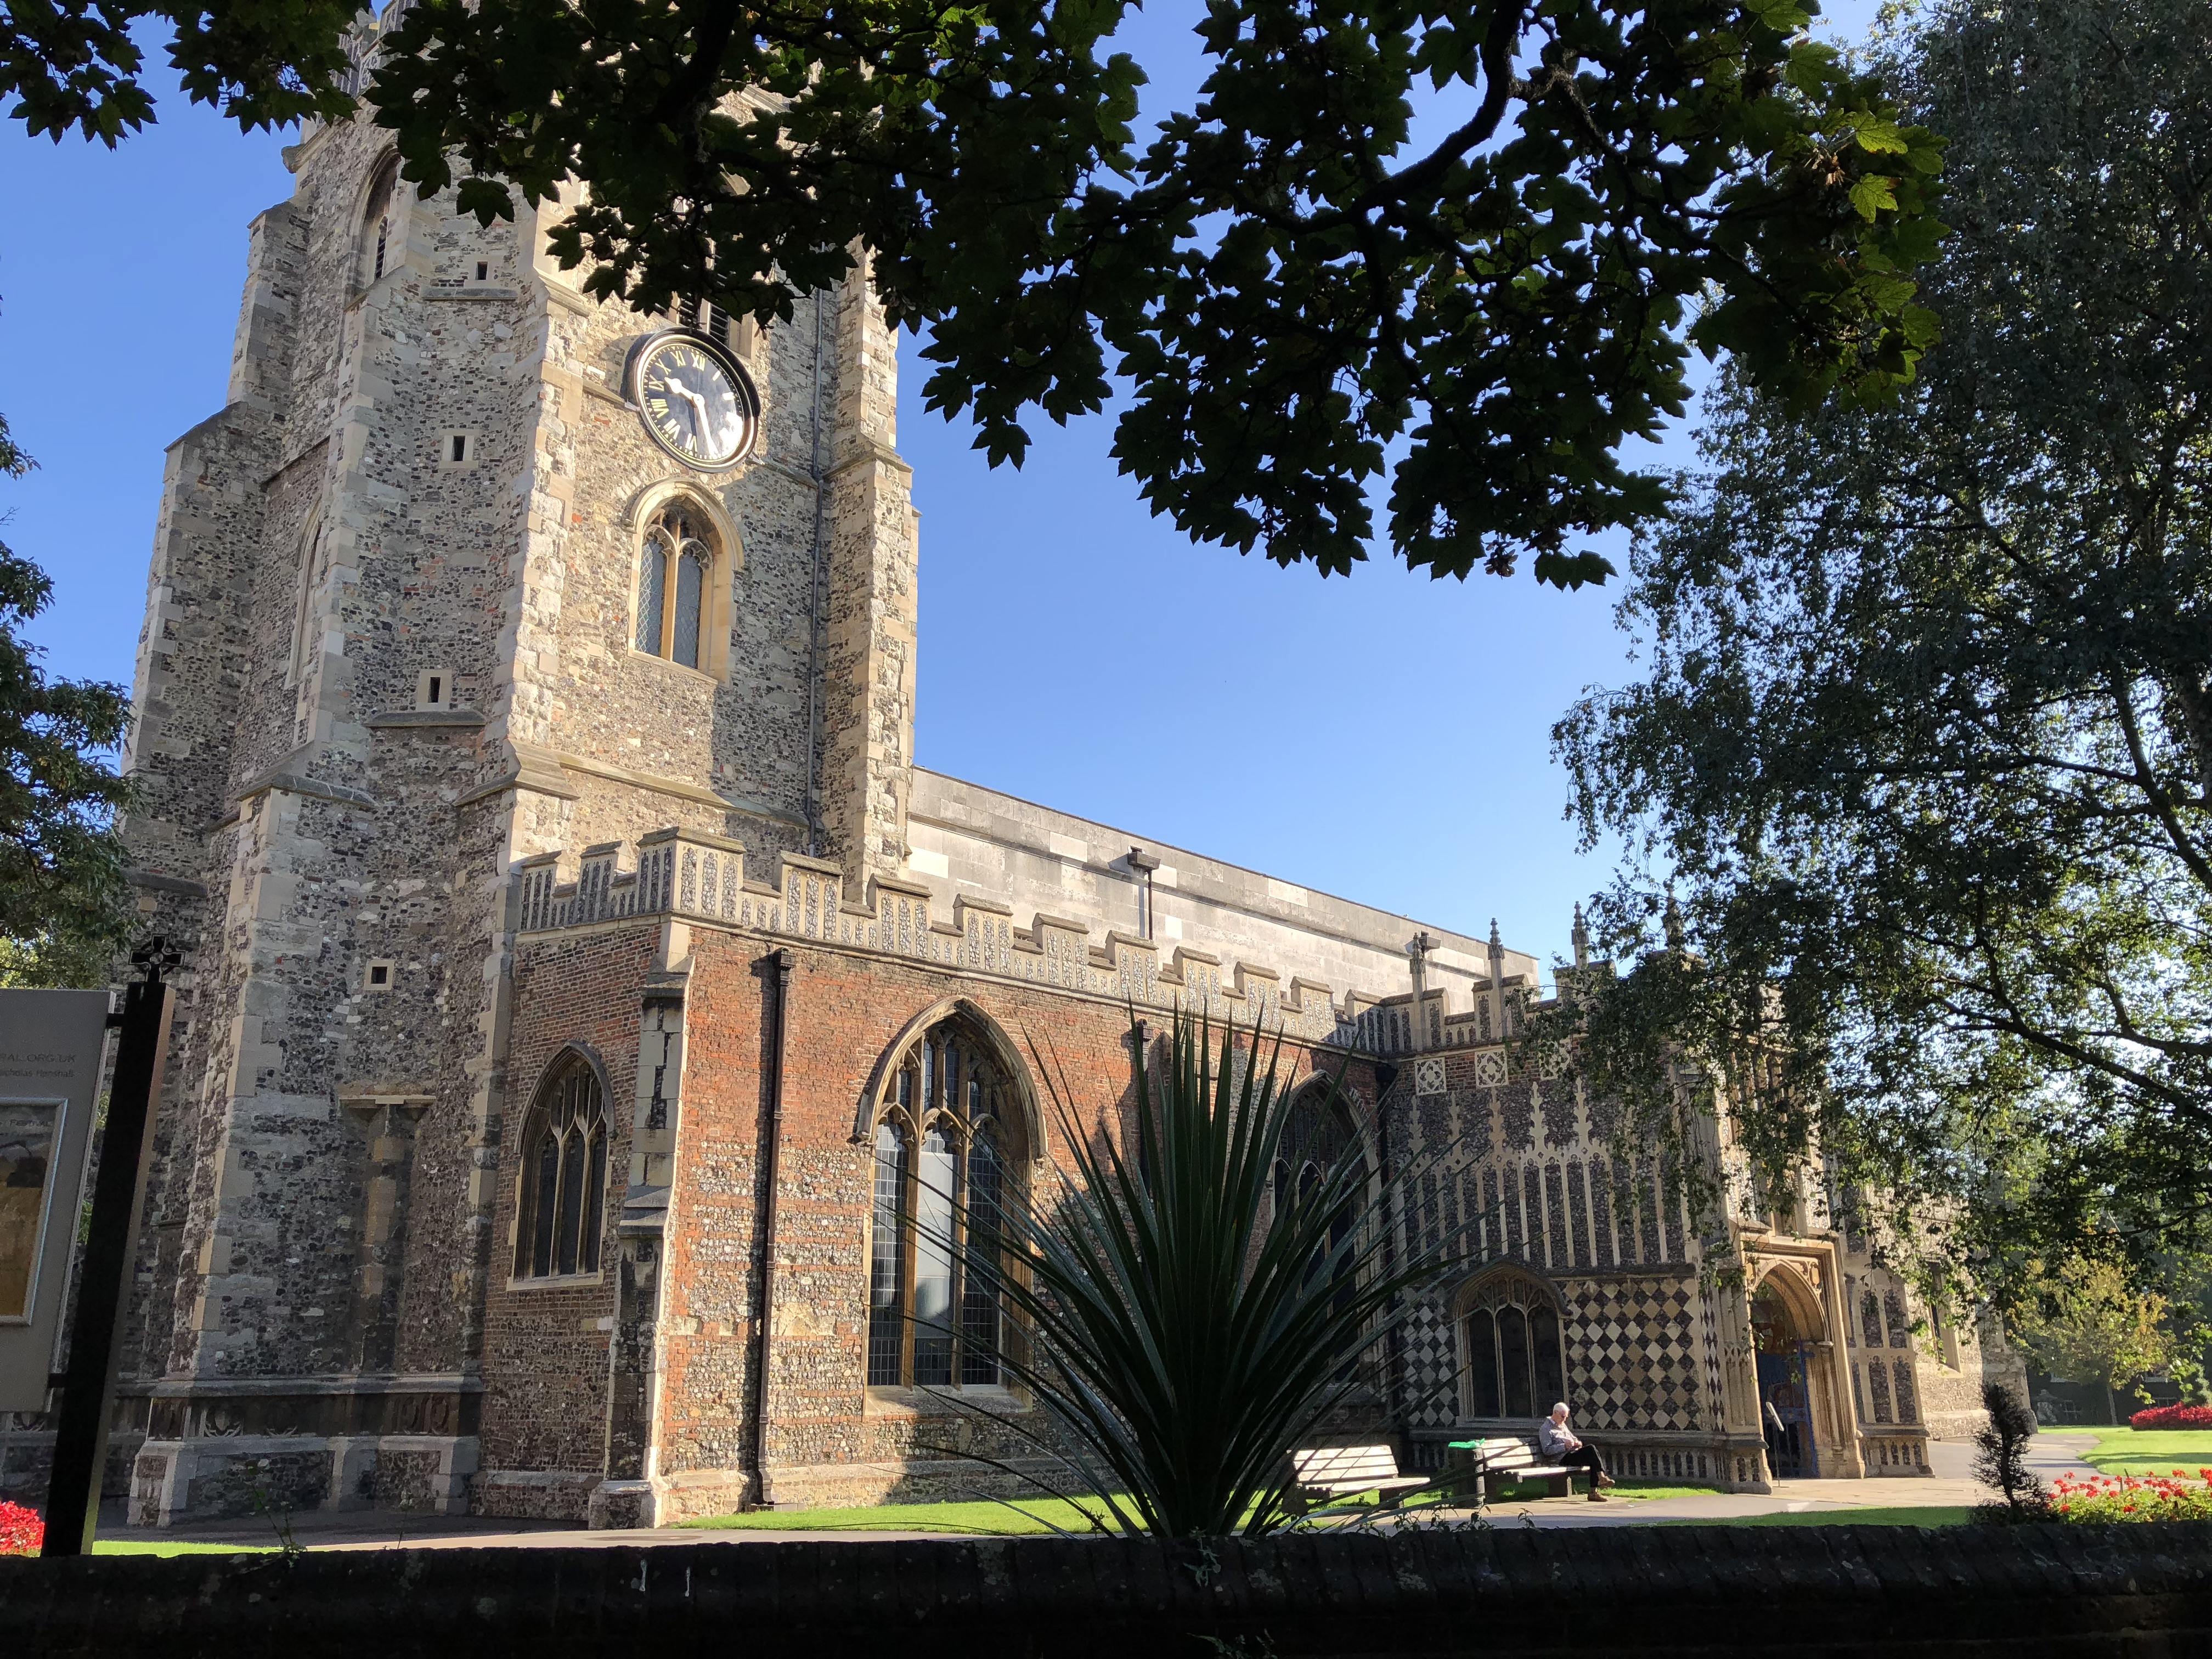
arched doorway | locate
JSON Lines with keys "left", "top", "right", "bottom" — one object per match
{"left": 1751, "top": 1279, "right": 1820, "bottom": 1478}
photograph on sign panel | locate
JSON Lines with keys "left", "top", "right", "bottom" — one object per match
{"left": 0, "top": 1099, "right": 60, "bottom": 1321}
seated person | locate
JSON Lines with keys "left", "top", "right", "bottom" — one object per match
{"left": 1538, "top": 1402, "right": 1617, "bottom": 1502}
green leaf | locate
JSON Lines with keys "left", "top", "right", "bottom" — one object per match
{"left": 1849, "top": 174, "right": 1900, "bottom": 221}
{"left": 1533, "top": 550, "right": 1617, "bottom": 591}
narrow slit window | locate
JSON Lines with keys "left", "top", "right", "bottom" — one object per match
{"left": 362, "top": 157, "right": 402, "bottom": 286}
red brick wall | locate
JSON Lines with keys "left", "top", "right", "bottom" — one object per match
{"left": 487, "top": 917, "right": 1387, "bottom": 1515}
{"left": 478, "top": 926, "right": 657, "bottom": 1482}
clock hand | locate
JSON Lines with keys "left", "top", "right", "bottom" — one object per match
{"left": 667, "top": 381, "right": 707, "bottom": 438}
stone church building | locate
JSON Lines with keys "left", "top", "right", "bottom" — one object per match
{"left": 7, "top": 88, "right": 2012, "bottom": 1525}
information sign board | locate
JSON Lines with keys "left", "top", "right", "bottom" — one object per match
{"left": 0, "top": 990, "right": 113, "bottom": 1411}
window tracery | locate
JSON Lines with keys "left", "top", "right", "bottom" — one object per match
{"left": 635, "top": 502, "right": 715, "bottom": 669}
{"left": 514, "top": 1054, "right": 608, "bottom": 1279}
{"left": 867, "top": 1018, "right": 1025, "bottom": 1389}
{"left": 1457, "top": 1269, "right": 1566, "bottom": 1419}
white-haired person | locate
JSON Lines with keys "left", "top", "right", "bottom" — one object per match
{"left": 1538, "top": 1402, "right": 1617, "bottom": 1502}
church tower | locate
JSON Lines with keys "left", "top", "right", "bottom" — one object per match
{"left": 113, "top": 104, "right": 916, "bottom": 1517}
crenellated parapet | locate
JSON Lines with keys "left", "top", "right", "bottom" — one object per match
{"left": 514, "top": 826, "right": 1408, "bottom": 1045}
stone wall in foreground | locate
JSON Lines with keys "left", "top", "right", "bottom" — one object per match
{"left": 4, "top": 1526, "right": 2211, "bottom": 1657}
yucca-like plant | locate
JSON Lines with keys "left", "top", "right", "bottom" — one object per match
{"left": 932, "top": 1009, "right": 1454, "bottom": 1538}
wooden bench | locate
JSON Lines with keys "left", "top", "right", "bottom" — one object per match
{"left": 1453, "top": 1435, "right": 1582, "bottom": 1500}
{"left": 1288, "top": 1443, "right": 1433, "bottom": 1513}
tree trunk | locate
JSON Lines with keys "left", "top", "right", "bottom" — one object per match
{"left": 2104, "top": 1378, "right": 2118, "bottom": 1426}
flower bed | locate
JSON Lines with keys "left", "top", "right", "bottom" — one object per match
{"left": 0, "top": 1500, "right": 41, "bottom": 1556}
{"left": 2052, "top": 1470, "right": 2212, "bottom": 1522}
{"left": 2129, "top": 1403, "right": 2212, "bottom": 1430}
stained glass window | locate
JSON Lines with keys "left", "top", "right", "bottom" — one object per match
{"left": 635, "top": 531, "right": 666, "bottom": 654}
{"left": 867, "top": 1121, "right": 907, "bottom": 1385}
{"left": 515, "top": 1056, "right": 607, "bottom": 1279}
{"left": 869, "top": 1020, "right": 1024, "bottom": 1389}
{"left": 635, "top": 504, "right": 714, "bottom": 668}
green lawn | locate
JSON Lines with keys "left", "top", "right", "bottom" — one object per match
{"left": 2077, "top": 1428, "right": 2212, "bottom": 1479}
{"left": 1661, "top": 1506, "right": 1973, "bottom": 1528}
{"left": 91, "top": 1541, "right": 280, "bottom": 1556}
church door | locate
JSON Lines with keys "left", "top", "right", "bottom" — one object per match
{"left": 1756, "top": 1347, "right": 1819, "bottom": 1479}
{"left": 1751, "top": 1281, "right": 1821, "bottom": 1480}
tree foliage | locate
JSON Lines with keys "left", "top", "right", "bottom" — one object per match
{"left": 1968, "top": 1379, "right": 2049, "bottom": 1524}
{"left": 1554, "top": 0, "right": 2212, "bottom": 1297}
{"left": 2008, "top": 1257, "right": 2177, "bottom": 1421}
{"left": 0, "top": 414, "right": 135, "bottom": 985}
{"left": 6, "top": 0, "right": 1945, "bottom": 585}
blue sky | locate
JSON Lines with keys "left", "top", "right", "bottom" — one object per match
{"left": 0, "top": 2, "right": 1882, "bottom": 976}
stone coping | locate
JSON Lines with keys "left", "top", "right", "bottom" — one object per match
{"left": 4, "top": 1525, "right": 2211, "bottom": 1655}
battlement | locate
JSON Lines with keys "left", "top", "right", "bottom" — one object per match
{"left": 514, "top": 826, "right": 1566, "bottom": 1054}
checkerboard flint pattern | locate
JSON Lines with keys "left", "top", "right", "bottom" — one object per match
{"left": 1560, "top": 1277, "right": 1707, "bottom": 1432}
{"left": 1396, "top": 1301, "right": 1463, "bottom": 1427}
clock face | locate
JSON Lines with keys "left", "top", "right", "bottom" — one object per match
{"left": 628, "top": 332, "right": 758, "bottom": 470}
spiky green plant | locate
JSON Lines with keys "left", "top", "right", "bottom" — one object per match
{"left": 933, "top": 1009, "right": 1455, "bottom": 1537}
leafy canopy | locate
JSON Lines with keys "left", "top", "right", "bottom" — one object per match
{"left": 1552, "top": 0, "right": 2212, "bottom": 1301}
{"left": 0, "top": 413, "right": 135, "bottom": 985}
{"left": 5, "top": 0, "right": 1944, "bottom": 586}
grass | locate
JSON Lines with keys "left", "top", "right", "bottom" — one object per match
{"left": 2075, "top": 1427, "right": 2212, "bottom": 1479}
{"left": 90, "top": 1540, "right": 280, "bottom": 1556}
{"left": 1660, "top": 1506, "right": 1973, "bottom": 1528}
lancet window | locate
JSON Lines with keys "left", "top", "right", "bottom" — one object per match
{"left": 514, "top": 1054, "right": 608, "bottom": 1279}
{"left": 360, "top": 156, "right": 403, "bottom": 286}
{"left": 867, "top": 1018, "right": 1025, "bottom": 1389}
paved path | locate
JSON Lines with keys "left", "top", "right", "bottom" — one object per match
{"left": 108, "top": 1433, "right": 2104, "bottom": 1551}
{"left": 1465, "top": 1431, "right": 2100, "bottom": 1530}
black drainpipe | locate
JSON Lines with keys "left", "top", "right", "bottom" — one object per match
{"left": 747, "top": 947, "right": 794, "bottom": 1508}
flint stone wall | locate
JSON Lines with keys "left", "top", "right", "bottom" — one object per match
{"left": 4, "top": 1526, "right": 2211, "bottom": 1657}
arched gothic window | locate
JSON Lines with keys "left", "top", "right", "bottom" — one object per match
{"left": 360, "top": 156, "right": 403, "bottom": 287}
{"left": 1272, "top": 1084, "right": 1365, "bottom": 1302}
{"left": 1458, "top": 1271, "right": 1566, "bottom": 1419}
{"left": 514, "top": 1055, "right": 609, "bottom": 1279}
{"left": 635, "top": 502, "right": 715, "bottom": 670}
{"left": 867, "top": 1018, "right": 1025, "bottom": 1389}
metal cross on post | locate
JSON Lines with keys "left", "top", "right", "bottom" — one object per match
{"left": 40, "top": 936, "right": 178, "bottom": 1557}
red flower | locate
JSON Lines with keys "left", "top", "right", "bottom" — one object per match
{"left": 2130, "top": 1404, "right": 2212, "bottom": 1430}
{"left": 0, "top": 1500, "right": 42, "bottom": 1557}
